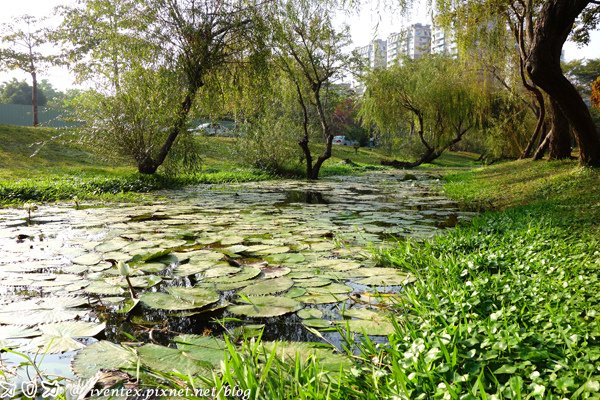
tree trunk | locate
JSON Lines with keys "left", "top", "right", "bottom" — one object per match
{"left": 526, "top": 0, "right": 600, "bottom": 166}
{"left": 298, "top": 137, "right": 313, "bottom": 179}
{"left": 31, "top": 71, "right": 39, "bottom": 127}
{"left": 310, "top": 134, "right": 333, "bottom": 180}
{"left": 136, "top": 91, "right": 197, "bottom": 174}
{"left": 548, "top": 98, "right": 572, "bottom": 160}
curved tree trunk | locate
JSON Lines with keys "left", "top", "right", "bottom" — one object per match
{"left": 526, "top": 0, "right": 600, "bottom": 166}
{"left": 548, "top": 97, "right": 572, "bottom": 160}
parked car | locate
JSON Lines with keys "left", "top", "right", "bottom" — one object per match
{"left": 190, "top": 122, "right": 229, "bottom": 136}
{"left": 333, "top": 135, "right": 359, "bottom": 146}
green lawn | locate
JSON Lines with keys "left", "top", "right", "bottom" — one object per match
{"left": 0, "top": 124, "right": 480, "bottom": 205}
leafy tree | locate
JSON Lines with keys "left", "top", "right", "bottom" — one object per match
{"left": 269, "top": 0, "right": 352, "bottom": 180}
{"left": 431, "top": 0, "right": 600, "bottom": 166}
{"left": 361, "top": 56, "right": 485, "bottom": 167}
{"left": 62, "top": 0, "right": 261, "bottom": 174}
{"left": 592, "top": 77, "right": 600, "bottom": 110}
{"left": 0, "top": 79, "right": 48, "bottom": 106}
{"left": 564, "top": 58, "right": 600, "bottom": 99}
{"left": 53, "top": 0, "right": 150, "bottom": 90}
{"left": 0, "top": 15, "right": 56, "bottom": 126}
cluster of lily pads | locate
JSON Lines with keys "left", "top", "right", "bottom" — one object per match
{"left": 0, "top": 172, "right": 471, "bottom": 381}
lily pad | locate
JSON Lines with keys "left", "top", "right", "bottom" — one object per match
{"left": 140, "top": 287, "right": 219, "bottom": 311}
{"left": 173, "top": 334, "right": 226, "bottom": 367}
{"left": 228, "top": 296, "right": 302, "bottom": 318}
{"left": 72, "top": 340, "right": 137, "bottom": 378}
{"left": 22, "top": 321, "right": 106, "bottom": 354}
{"left": 297, "top": 308, "right": 324, "bottom": 319}
{"left": 137, "top": 344, "right": 212, "bottom": 376}
{"left": 296, "top": 293, "right": 350, "bottom": 304}
{"left": 239, "top": 277, "right": 294, "bottom": 296}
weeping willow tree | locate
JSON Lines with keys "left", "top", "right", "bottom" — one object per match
{"left": 431, "top": 0, "right": 600, "bottom": 166}
{"left": 360, "top": 55, "right": 487, "bottom": 167}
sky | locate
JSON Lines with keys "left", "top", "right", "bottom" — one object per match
{"left": 1, "top": 0, "right": 599, "bottom": 90}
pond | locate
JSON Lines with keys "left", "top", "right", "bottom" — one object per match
{"left": 0, "top": 171, "right": 474, "bottom": 388}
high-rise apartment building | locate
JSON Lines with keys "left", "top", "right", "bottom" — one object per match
{"left": 431, "top": 26, "right": 458, "bottom": 56}
{"left": 356, "top": 39, "right": 388, "bottom": 69}
{"left": 386, "top": 23, "right": 431, "bottom": 67}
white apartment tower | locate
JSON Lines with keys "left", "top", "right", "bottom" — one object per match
{"left": 387, "top": 23, "right": 432, "bottom": 67}
{"left": 431, "top": 26, "right": 458, "bottom": 56}
{"left": 357, "top": 39, "right": 388, "bottom": 70}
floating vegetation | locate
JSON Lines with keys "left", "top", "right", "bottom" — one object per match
{"left": 0, "top": 171, "right": 473, "bottom": 384}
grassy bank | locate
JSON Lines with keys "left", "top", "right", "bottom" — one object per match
{"left": 0, "top": 125, "right": 393, "bottom": 205}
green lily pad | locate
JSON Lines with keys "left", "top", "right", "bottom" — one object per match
{"left": 334, "top": 318, "right": 394, "bottom": 336}
{"left": 308, "top": 283, "right": 353, "bottom": 294}
{"left": 173, "top": 334, "right": 226, "bottom": 367}
{"left": 137, "top": 344, "right": 212, "bottom": 376}
{"left": 84, "top": 281, "right": 126, "bottom": 296}
{"left": 239, "top": 277, "right": 294, "bottom": 296}
{"left": 302, "top": 319, "right": 332, "bottom": 328}
{"left": 264, "top": 253, "right": 305, "bottom": 264}
{"left": 72, "top": 253, "right": 102, "bottom": 266}
{"left": 207, "top": 267, "right": 262, "bottom": 283}
{"left": 72, "top": 340, "right": 137, "bottom": 378}
{"left": 295, "top": 278, "right": 332, "bottom": 288}
{"left": 22, "top": 321, "right": 106, "bottom": 354}
{"left": 355, "top": 273, "right": 415, "bottom": 286}
{"left": 0, "top": 325, "right": 40, "bottom": 340}
{"left": 228, "top": 296, "right": 302, "bottom": 318}
{"left": 140, "top": 287, "right": 219, "bottom": 311}
{"left": 0, "top": 309, "right": 87, "bottom": 325}
{"left": 260, "top": 266, "right": 291, "bottom": 279}
{"left": 296, "top": 293, "right": 350, "bottom": 304}
{"left": 285, "top": 287, "right": 307, "bottom": 298}
{"left": 297, "top": 308, "right": 324, "bottom": 319}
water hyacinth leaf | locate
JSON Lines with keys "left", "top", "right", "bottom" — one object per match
{"left": 72, "top": 340, "right": 138, "bottom": 379}
{"left": 239, "top": 277, "right": 295, "bottom": 296}
{"left": 137, "top": 344, "right": 212, "bottom": 376}
{"left": 228, "top": 296, "right": 303, "bottom": 318}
